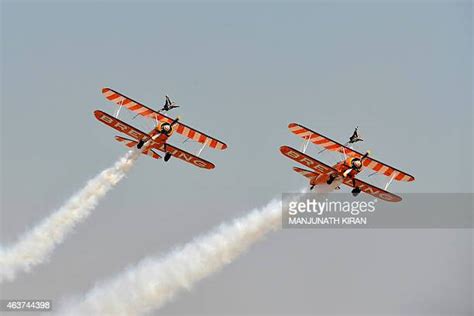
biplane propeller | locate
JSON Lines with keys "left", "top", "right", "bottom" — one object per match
{"left": 94, "top": 88, "right": 227, "bottom": 170}
{"left": 136, "top": 115, "right": 180, "bottom": 153}
{"left": 280, "top": 123, "right": 414, "bottom": 202}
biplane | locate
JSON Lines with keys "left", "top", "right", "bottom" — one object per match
{"left": 280, "top": 123, "right": 415, "bottom": 202}
{"left": 94, "top": 88, "right": 227, "bottom": 170}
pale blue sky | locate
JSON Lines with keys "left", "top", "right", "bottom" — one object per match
{"left": 1, "top": 1, "right": 472, "bottom": 315}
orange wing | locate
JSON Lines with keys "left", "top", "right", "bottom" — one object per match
{"left": 280, "top": 145, "right": 338, "bottom": 176}
{"left": 342, "top": 177, "right": 402, "bottom": 203}
{"left": 288, "top": 123, "right": 415, "bottom": 182}
{"left": 280, "top": 146, "right": 401, "bottom": 202}
{"left": 102, "top": 88, "right": 228, "bottom": 150}
{"left": 150, "top": 142, "right": 215, "bottom": 170}
{"left": 94, "top": 110, "right": 149, "bottom": 141}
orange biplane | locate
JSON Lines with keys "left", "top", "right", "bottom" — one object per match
{"left": 94, "top": 88, "right": 227, "bottom": 170}
{"left": 280, "top": 123, "right": 414, "bottom": 202}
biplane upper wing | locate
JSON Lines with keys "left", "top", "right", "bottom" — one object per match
{"left": 94, "top": 110, "right": 149, "bottom": 141}
{"left": 280, "top": 146, "right": 401, "bottom": 202}
{"left": 288, "top": 123, "right": 415, "bottom": 182}
{"left": 102, "top": 88, "right": 228, "bottom": 150}
{"left": 150, "top": 142, "right": 215, "bottom": 170}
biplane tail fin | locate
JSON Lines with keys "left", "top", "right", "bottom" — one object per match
{"left": 292, "top": 167, "right": 321, "bottom": 180}
{"left": 114, "top": 136, "right": 161, "bottom": 160}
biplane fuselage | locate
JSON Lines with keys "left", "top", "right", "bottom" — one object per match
{"left": 140, "top": 122, "right": 174, "bottom": 150}
{"left": 309, "top": 159, "right": 361, "bottom": 187}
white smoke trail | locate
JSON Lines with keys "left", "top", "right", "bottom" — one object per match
{"left": 63, "top": 196, "right": 286, "bottom": 316}
{"left": 0, "top": 150, "right": 139, "bottom": 283}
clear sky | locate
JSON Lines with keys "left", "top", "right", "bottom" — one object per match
{"left": 1, "top": 1, "right": 472, "bottom": 315}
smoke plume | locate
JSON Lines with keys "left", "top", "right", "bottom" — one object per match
{"left": 64, "top": 197, "right": 284, "bottom": 315}
{"left": 0, "top": 150, "right": 139, "bottom": 282}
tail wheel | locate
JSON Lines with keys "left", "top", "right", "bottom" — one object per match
{"left": 164, "top": 152, "right": 172, "bottom": 162}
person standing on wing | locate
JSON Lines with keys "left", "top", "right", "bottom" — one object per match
{"left": 160, "top": 96, "right": 180, "bottom": 112}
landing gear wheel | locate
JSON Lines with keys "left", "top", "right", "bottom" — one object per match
{"left": 327, "top": 174, "right": 336, "bottom": 185}
{"left": 137, "top": 140, "right": 144, "bottom": 149}
{"left": 310, "top": 185, "right": 315, "bottom": 190}
{"left": 351, "top": 187, "right": 361, "bottom": 197}
{"left": 164, "top": 152, "right": 172, "bottom": 162}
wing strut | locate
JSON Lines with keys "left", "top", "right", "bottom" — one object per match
{"left": 301, "top": 135, "right": 311, "bottom": 153}
{"left": 340, "top": 145, "right": 347, "bottom": 161}
{"left": 384, "top": 175, "right": 396, "bottom": 190}
{"left": 196, "top": 139, "right": 209, "bottom": 157}
{"left": 115, "top": 99, "right": 124, "bottom": 118}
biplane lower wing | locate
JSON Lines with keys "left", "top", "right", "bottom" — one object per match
{"left": 94, "top": 110, "right": 149, "bottom": 141}
{"left": 94, "top": 110, "right": 214, "bottom": 169}
{"left": 281, "top": 146, "right": 401, "bottom": 202}
{"left": 115, "top": 136, "right": 161, "bottom": 160}
{"left": 280, "top": 146, "right": 338, "bottom": 176}
{"left": 102, "top": 88, "right": 228, "bottom": 150}
{"left": 342, "top": 177, "right": 402, "bottom": 202}
{"left": 288, "top": 123, "right": 415, "bottom": 182}
{"left": 150, "top": 142, "right": 215, "bottom": 170}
